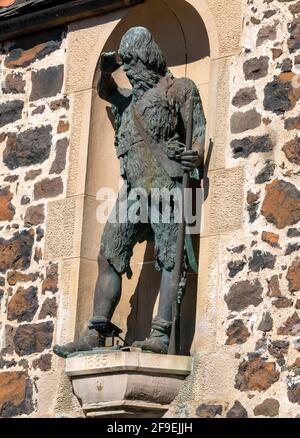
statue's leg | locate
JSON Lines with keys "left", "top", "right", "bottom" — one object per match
{"left": 92, "top": 245, "right": 122, "bottom": 321}
{"left": 157, "top": 267, "right": 173, "bottom": 322}
{"left": 53, "top": 194, "right": 126, "bottom": 358}
{"left": 53, "top": 248, "right": 123, "bottom": 359}
{"left": 132, "top": 201, "right": 179, "bottom": 354}
{"left": 53, "top": 245, "right": 125, "bottom": 358}
{"left": 132, "top": 268, "right": 173, "bottom": 354}
{"left": 53, "top": 188, "right": 141, "bottom": 358}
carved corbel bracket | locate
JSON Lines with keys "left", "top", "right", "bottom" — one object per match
{"left": 66, "top": 350, "right": 192, "bottom": 418}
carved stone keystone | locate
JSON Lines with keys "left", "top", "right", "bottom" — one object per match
{"left": 65, "top": 350, "right": 192, "bottom": 418}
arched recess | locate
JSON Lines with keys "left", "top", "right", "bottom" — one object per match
{"left": 74, "top": 0, "right": 214, "bottom": 354}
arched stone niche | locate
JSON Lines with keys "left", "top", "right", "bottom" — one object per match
{"left": 82, "top": 0, "right": 211, "bottom": 354}
{"left": 45, "top": 0, "right": 244, "bottom": 357}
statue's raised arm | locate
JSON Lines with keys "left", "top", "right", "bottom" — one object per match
{"left": 97, "top": 51, "right": 129, "bottom": 105}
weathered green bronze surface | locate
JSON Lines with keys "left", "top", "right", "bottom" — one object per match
{"left": 54, "top": 26, "right": 206, "bottom": 358}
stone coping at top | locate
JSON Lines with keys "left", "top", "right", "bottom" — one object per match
{"left": 0, "top": 0, "right": 145, "bottom": 42}
{"left": 0, "top": 0, "right": 142, "bottom": 17}
{"left": 65, "top": 350, "right": 192, "bottom": 377}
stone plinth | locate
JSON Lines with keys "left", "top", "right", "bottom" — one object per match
{"left": 65, "top": 350, "right": 192, "bottom": 418}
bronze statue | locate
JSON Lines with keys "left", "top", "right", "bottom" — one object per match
{"left": 54, "top": 26, "right": 206, "bottom": 357}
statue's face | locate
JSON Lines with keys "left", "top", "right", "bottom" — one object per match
{"left": 119, "top": 51, "right": 147, "bottom": 84}
{"left": 120, "top": 52, "right": 134, "bottom": 78}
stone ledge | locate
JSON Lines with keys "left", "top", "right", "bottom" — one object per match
{"left": 65, "top": 351, "right": 192, "bottom": 418}
{"left": 66, "top": 350, "right": 192, "bottom": 376}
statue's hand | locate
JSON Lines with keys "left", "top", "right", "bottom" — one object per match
{"left": 164, "top": 136, "right": 185, "bottom": 160}
{"left": 165, "top": 137, "right": 202, "bottom": 171}
{"left": 180, "top": 150, "right": 202, "bottom": 172}
{"left": 99, "top": 51, "right": 122, "bottom": 73}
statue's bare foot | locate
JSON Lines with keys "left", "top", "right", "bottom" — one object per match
{"left": 132, "top": 317, "right": 171, "bottom": 354}
{"left": 53, "top": 332, "right": 102, "bottom": 358}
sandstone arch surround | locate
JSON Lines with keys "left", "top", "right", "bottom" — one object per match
{"left": 44, "top": 0, "right": 244, "bottom": 385}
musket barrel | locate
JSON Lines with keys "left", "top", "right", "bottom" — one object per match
{"left": 168, "top": 97, "right": 194, "bottom": 355}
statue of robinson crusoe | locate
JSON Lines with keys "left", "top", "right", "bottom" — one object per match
{"left": 54, "top": 26, "right": 206, "bottom": 357}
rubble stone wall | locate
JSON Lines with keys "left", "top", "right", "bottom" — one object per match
{"left": 0, "top": 27, "right": 71, "bottom": 417}
{"left": 170, "top": 0, "right": 300, "bottom": 419}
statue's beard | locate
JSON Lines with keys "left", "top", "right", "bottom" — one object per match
{"left": 128, "top": 69, "right": 162, "bottom": 100}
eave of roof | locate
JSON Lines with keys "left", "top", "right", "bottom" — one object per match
{"left": 0, "top": 0, "right": 144, "bottom": 42}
